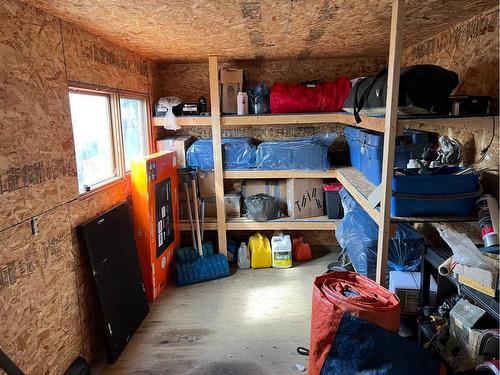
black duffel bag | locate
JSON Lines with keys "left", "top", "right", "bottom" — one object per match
{"left": 343, "top": 64, "right": 459, "bottom": 123}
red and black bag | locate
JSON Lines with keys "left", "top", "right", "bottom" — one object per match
{"left": 270, "top": 77, "right": 351, "bottom": 113}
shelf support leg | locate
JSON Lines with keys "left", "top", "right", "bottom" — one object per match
{"left": 208, "top": 56, "right": 227, "bottom": 256}
{"left": 376, "top": 0, "right": 405, "bottom": 285}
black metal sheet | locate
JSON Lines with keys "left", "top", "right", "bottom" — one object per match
{"left": 77, "top": 202, "right": 149, "bottom": 363}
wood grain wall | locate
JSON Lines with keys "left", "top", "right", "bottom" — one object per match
{"left": 0, "top": 0, "right": 153, "bottom": 373}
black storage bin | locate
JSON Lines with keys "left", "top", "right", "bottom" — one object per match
{"left": 324, "top": 183, "right": 344, "bottom": 219}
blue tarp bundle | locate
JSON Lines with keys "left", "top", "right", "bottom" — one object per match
{"left": 255, "top": 133, "right": 337, "bottom": 170}
{"left": 320, "top": 314, "right": 442, "bottom": 375}
{"left": 186, "top": 138, "right": 256, "bottom": 170}
{"left": 335, "top": 188, "right": 425, "bottom": 280}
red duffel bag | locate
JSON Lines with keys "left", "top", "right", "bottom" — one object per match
{"left": 270, "top": 77, "right": 351, "bottom": 113}
{"left": 309, "top": 272, "right": 400, "bottom": 375}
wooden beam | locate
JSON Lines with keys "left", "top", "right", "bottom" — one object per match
{"left": 208, "top": 56, "right": 227, "bottom": 256}
{"left": 375, "top": 0, "right": 405, "bottom": 286}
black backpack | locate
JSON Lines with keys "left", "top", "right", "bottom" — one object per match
{"left": 343, "top": 64, "right": 459, "bottom": 123}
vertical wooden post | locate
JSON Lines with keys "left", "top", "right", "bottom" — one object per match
{"left": 375, "top": 0, "right": 405, "bottom": 285}
{"left": 208, "top": 56, "right": 227, "bottom": 256}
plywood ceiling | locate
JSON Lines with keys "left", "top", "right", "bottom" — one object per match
{"left": 22, "top": 0, "right": 497, "bottom": 62}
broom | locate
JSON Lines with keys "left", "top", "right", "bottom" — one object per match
{"left": 175, "top": 170, "right": 229, "bottom": 286}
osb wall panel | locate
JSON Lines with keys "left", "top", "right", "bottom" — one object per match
{"left": 0, "top": 205, "right": 80, "bottom": 375}
{"left": 0, "top": 0, "right": 78, "bottom": 232}
{"left": 62, "top": 21, "right": 150, "bottom": 93}
{"left": 402, "top": 6, "right": 499, "bottom": 97}
{"left": 22, "top": 0, "right": 497, "bottom": 62}
{"left": 158, "top": 56, "right": 386, "bottom": 106}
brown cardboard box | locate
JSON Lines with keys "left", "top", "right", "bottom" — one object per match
{"left": 286, "top": 179, "right": 324, "bottom": 219}
{"left": 203, "top": 194, "right": 241, "bottom": 219}
{"left": 197, "top": 170, "right": 242, "bottom": 198}
{"left": 220, "top": 68, "right": 243, "bottom": 114}
{"left": 453, "top": 263, "right": 499, "bottom": 297}
{"left": 241, "top": 180, "right": 287, "bottom": 213}
{"left": 156, "top": 136, "right": 194, "bottom": 168}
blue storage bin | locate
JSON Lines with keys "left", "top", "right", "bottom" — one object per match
{"left": 360, "top": 132, "right": 411, "bottom": 185}
{"left": 255, "top": 133, "right": 336, "bottom": 170}
{"left": 186, "top": 137, "right": 256, "bottom": 170}
{"left": 391, "top": 167, "right": 480, "bottom": 217}
{"left": 345, "top": 126, "right": 365, "bottom": 170}
{"left": 403, "top": 129, "right": 434, "bottom": 159}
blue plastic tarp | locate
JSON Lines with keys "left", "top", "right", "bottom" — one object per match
{"left": 335, "top": 188, "right": 425, "bottom": 280}
{"left": 186, "top": 138, "right": 256, "bottom": 170}
{"left": 255, "top": 133, "right": 337, "bottom": 170}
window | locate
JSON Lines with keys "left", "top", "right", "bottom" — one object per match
{"left": 120, "top": 97, "right": 149, "bottom": 171}
{"left": 68, "top": 87, "right": 150, "bottom": 194}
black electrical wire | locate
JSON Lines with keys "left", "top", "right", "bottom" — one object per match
{"left": 481, "top": 115, "right": 496, "bottom": 154}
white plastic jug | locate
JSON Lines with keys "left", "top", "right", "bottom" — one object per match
{"left": 237, "top": 242, "right": 250, "bottom": 269}
{"left": 271, "top": 233, "right": 292, "bottom": 268}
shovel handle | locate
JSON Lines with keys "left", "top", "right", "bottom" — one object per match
{"left": 191, "top": 178, "right": 203, "bottom": 256}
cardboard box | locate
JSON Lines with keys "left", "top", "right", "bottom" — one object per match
{"left": 156, "top": 136, "right": 194, "bottom": 168}
{"left": 453, "top": 263, "right": 499, "bottom": 297}
{"left": 286, "top": 179, "right": 324, "bottom": 219}
{"left": 203, "top": 194, "right": 241, "bottom": 219}
{"left": 220, "top": 68, "right": 243, "bottom": 114}
{"left": 241, "top": 180, "right": 287, "bottom": 213}
{"left": 389, "top": 271, "right": 437, "bottom": 314}
{"left": 197, "top": 170, "right": 242, "bottom": 198}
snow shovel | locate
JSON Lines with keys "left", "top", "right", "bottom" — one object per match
{"left": 175, "top": 171, "right": 229, "bottom": 286}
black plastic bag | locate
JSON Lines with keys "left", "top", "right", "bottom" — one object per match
{"left": 244, "top": 193, "right": 281, "bottom": 222}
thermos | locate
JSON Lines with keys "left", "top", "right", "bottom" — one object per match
{"left": 237, "top": 92, "right": 248, "bottom": 115}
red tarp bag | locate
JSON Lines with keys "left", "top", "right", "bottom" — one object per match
{"left": 270, "top": 77, "right": 351, "bottom": 113}
{"left": 309, "top": 272, "right": 400, "bottom": 375}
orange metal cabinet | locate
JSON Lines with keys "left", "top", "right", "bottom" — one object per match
{"left": 131, "top": 151, "right": 180, "bottom": 302}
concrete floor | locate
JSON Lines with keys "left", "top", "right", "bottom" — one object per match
{"left": 101, "top": 249, "right": 339, "bottom": 375}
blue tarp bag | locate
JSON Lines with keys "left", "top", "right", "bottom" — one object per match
{"left": 335, "top": 188, "right": 425, "bottom": 280}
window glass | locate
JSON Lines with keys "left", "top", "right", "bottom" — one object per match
{"left": 120, "top": 97, "right": 149, "bottom": 171}
{"left": 69, "top": 92, "right": 116, "bottom": 192}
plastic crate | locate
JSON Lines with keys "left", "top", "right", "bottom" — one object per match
{"left": 390, "top": 168, "right": 480, "bottom": 217}
{"left": 345, "top": 126, "right": 365, "bottom": 170}
{"left": 360, "top": 131, "right": 411, "bottom": 185}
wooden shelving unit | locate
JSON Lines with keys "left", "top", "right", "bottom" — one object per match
{"left": 158, "top": 0, "right": 496, "bottom": 286}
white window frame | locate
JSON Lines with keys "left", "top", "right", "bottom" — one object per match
{"left": 69, "top": 84, "right": 151, "bottom": 195}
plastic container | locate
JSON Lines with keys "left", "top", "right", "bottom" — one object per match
{"left": 324, "top": 182, "right": 344, "bottom": 219}
{"left": 390, "top": 167, "right": 480, "bottom": 217}
{"left": 227, "top": 240, "right": 238, "bottom": 263}
{"left": 271, "top": 233, "right": 292, "bottom": 268}
{"left": 237, "top": 242, "right": 251, "bottom": 269}
{"left": 360, "top": 131, "right": 411, "bottom": 185}
{"left": 345, "top": 126, "right": 365, "bottom": 170}
{"left": 249, "top": 232, "right": 272, "bottom": 268}
{"left": 292, "top": 235, "right": 312, "bottom": 261}
{"left": 237, "top": 92, "right": 249, "bottom": 115}
{"left": 403, "top": 129, "right": 433, "bottom": 159}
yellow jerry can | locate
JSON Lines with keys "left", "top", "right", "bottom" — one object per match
{"left": 249, "top": 232, "right": 272, "bottom": 268}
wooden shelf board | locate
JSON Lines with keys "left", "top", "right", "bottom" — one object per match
{"left": 391, "top": 215, "right": 478, "bottom": 223}
{"left": 226, "top": 215, "right": 339, "bottom": 230}
{"left": 223, "top": 169, "right": 337, "bottom": 179}
{"left": 221, "top": 112, "right": 385, "bottom": 132}
{"left": 398, "top": 115, "right": 499, "bottom": 133}
{"left": 179, "top": 220, "right": 217, "bottom": 231}
{"left": 153, "top": 116, "right": 212, "bottom": 127}
{"left": 153, "top": 114, "right": 497, "bottom": 135}
{"left": 334, "top": 166, "right": 380, "bottom": 223}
